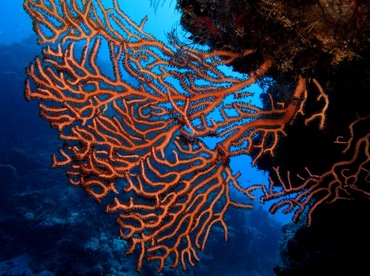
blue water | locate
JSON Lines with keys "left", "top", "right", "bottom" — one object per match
{"left": 0, "top": 1, "right": 290, "bottom": 275}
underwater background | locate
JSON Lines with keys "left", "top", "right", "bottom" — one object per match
{"left": 0, "top": 1, "right": 289, "bottom": 275}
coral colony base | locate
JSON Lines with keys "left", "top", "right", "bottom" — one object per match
{"left": 23, "top": 0, "right": 369, "bottom": 272}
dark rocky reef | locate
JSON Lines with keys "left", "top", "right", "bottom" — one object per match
{"left": 176, "top": 0, "right": 370, "bottom": 274}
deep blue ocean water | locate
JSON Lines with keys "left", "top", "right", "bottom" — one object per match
{"left": 0, "top": 1, "right": 290, "bottom": 275}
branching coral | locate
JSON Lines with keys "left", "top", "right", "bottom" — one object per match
{"left": 23, "top": 0, "right": 369, "bottom": 272}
